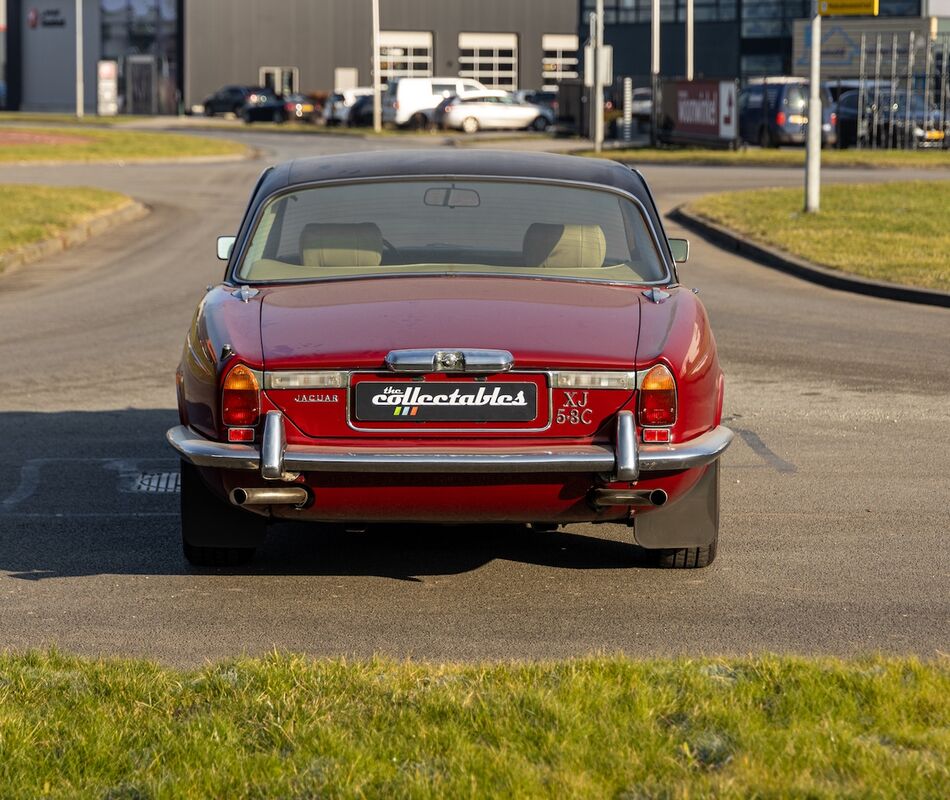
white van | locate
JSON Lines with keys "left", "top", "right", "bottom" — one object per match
{"left": 384, "top": 77, "right": 488, "bottom": 127}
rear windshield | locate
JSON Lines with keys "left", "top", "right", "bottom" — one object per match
{"left": 236, "top": 179, "right": 668, "bottom": 284}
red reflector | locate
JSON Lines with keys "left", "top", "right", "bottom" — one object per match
{"left": 227, "top": 427, "right": 255, "bottom": 442}
{"left": 642, "top": 428, "right": 671, "bottom": 443}
{"left": 776, "top": 111, "right": 786, "bottom": 126}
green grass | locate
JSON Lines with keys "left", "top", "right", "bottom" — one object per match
{"left": 687, "top": 181, "right": 950, "bottom": 291}
{"left": 0, "top": 184, "right": 131, "bottom": 258}
{"left": 0, "top": 652, "right": 947, "bottom": 798}
{"left": 0, "top": 111, "right": 133, "bottom": 126}
{"left": 0, "top": 125, "right": 248, "bottom": 162}
{"left": 584, "top": 145, "right": 950, "bottom": 168}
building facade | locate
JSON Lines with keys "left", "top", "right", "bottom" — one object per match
{"left": 5, "top": 0, "right": 577, "bottom": 113}
{"left": 583, "top": 0, "right": 930, "bottom": 82}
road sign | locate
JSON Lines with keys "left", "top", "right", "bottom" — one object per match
{"left": 819, "top": 1, "right": 879, "bottom": 16}
{"left": 583, "top": 45, "right": 613, "bottom": 88}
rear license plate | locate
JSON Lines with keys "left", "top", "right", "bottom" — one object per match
{"left": 354, "top": 381, "right": 537, "bottom": 422}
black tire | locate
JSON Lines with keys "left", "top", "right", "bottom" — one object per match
{"left": 410, "top": 112, "right": 428, "bottom": 131}
{"left": 648, "top": 537, "right": 718, "bottom": 569}
{"left": 272, "top": 110, "right": 284, "bottom": 124}
{"left": 531, "top": 116, "right": 549, "bottom": 132}
{"left": 180, "top": 460, "right": 264, "bottom": 566}
{"left": 758, "top": 125, "right": 774, "bottom": 148}
{"left": 241, "top": 111, "right": 252, "bottom": 124}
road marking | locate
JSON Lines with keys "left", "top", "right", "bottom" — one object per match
{"left": 734, "top": 428, "right": 797, "bottom": 474}
{"left": 132, "top": 472, "right": 181, "bottom": 494}
{"left": 0, "top": 457, "right": 178, "bottom": 512}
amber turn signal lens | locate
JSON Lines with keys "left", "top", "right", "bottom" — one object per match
{"left": 638, "top": 364, "right": 676, "bottom": 427}
{"left": 222, "top": 364, "right": 260, "bottom": 427}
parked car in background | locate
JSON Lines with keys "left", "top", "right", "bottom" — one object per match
{"left": 322, "top": 87, "right": 374, "bottom": 126}
{"left": 168, "top": 149, "right": 733, "bottom": 568}
{"left": 630, "top": 88, "right": 653, "bottom": 122}
{"left": 833, "top": 89, "right": 870, "bottom": 148}
{"left": 869, "top": 93, "right": 946, "bottom": 148}
{"left": 435, "top": 91, "right": 553, "bottom": 133}
{"left": 241, "top": 93, "right": 317, "bottom": 124}
{"left": 203, "top": 86, "right": 276, "bottom": 116}
{"left": 516, "top": 90, "right": 559, "bottom": 116}
{"left": 738, "top": 79, "right": 836, "bottom": 147}
{"left": 345, "top": 93, "right": 395, "bottom": 127}
{"left": 383, "top": 76, "right": 487, "bottom": 128}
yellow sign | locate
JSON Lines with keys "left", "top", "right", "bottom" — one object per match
{"left": 818, "top": 0, "right": 879, "bottom": 15}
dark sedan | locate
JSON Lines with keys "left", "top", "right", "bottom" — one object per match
{"left": 203, "top": 85, "right": 275, "bottom": 117}
{"left": 241, "top": 93, "right": 318, "bottom": 124}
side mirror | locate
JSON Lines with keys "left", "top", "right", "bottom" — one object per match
{"left": 668, "top": 238, "right": 689, "bottom": 263}
{"left": 216, "top": 235, "right": 236, "bottom": 261}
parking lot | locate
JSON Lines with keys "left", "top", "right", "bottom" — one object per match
{"left": 0, "top": 131, "right": 948, "bottom": 665}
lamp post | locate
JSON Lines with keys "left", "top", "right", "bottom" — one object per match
{"left": 75, "top": 0, "right": 84, "bottom": 117}
{"left": 372, "top": 0, "right": 382, "bottom": 133}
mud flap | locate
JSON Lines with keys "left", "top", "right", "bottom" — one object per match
{"left": 633, "top": 461, "right": 719, "bottom": 549}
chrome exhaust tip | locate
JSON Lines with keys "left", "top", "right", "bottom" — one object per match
{"left": 229, "top": 487, "right": 309, "bottom": 507}
{"left": 590, "top": 487, "right": 668, "bottom": 509}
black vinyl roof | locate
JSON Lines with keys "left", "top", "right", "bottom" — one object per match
{"left": 257, "top": 149, "right": 652, "bottom": 205}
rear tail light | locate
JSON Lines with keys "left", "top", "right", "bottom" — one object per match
{"left": 831, "top": 112, "right": 837, "bottom": 126}
{"left": 285, "top": 102, "right": 295, "bottom": 111}
{"left": 776, "top": 110, "right": 787, "bottom": 126}
{"left": 638, "top": 364, "right": 676, "bottom": 427}
{"left": 222, "top": 364, "right": 260, "bottom": 427}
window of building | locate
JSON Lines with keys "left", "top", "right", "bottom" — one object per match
{"left": 458, "top": 33, "right": 518, "bottom": 91}
{"left": 581, "top": 0, "right": 737, "bottom": 24}
{"left": 541, "top": 34, "right": 579, "bottom": 91}
{"left": 379, "top": 31, "right": 433, "bottom": 81}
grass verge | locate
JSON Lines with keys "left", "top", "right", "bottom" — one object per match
{"left": 0, "top": 652, "right": 947, "bottom": 798}
{"left": 585, "top": 145, "right": 950, "bottom": 168}
{"left": 0, "top": 112, "right": 132, "bottom": 126}
{"left": 0, "top": 125, "right": 248, "bottom": 162}
{"left": 687, "top": 181, "right": 950, "bottom": 292}
{"left": 0, "top": 184, "right": 131, "bottom": 258}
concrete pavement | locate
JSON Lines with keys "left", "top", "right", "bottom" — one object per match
{"left": 0, "top": 131, "right": 947, "bottom": 664}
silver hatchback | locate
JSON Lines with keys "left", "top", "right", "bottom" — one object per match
{"left": 438, "top": 91, "right": 552, "bottom": 133}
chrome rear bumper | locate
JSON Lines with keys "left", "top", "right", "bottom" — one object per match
{"left": 167, "top": 411, "right": 733, "bottom": 481}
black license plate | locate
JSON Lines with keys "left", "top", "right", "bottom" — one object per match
{"left": 354, "top": 381, "right": 538, "bottom": 422}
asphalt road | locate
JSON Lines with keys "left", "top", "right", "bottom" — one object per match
{"left": 1, "top": 132, "right": 948, "bottom": 665}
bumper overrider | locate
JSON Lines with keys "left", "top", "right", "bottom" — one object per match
{"left": 167, "top": 410, "right": 733, "bottom": 483}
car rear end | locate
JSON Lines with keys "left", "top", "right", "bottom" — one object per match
{"left": 171, "top": 159, "right": 731, "bottom": 565}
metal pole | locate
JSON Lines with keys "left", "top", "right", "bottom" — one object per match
{"left": 872, "top": 34, "right": 882, "bottom": 150}
{"left": 805, "top": 5, "right": 821, "bottom": 213}
{"left": 686, "top": 0, "right": 694, "bottom": 82}
{"left": 856, "top": 34, "right": 866, "bottom": 149}
{"left": 372, "top": 0, "right": 382, "bottom": 133}
{"left": 888, "top": 34, "right": 898, "bottom": 149}
{"left": 940, "top": 37, "right": 949, "bottom": 142}
{"left": 593, "top": 0, "right": 604, "bottom": 152}
{"left": 75, "top": 0, "right": 84, "bottom": 117}
{"left": 650, "top": 0, "right": 660, "bottom": 147}
{"left": 904, "top": 31, "right": 915, "bottom": 150}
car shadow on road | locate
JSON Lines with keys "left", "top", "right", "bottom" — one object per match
{"left": 0, "top": 409, "right": 652, "bottom": 581}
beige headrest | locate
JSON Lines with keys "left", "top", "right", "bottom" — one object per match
{"left": 299, "top": 222, "right": 384, "bottom": 267}
{"left": 523, "top": 223, "right": 607, "bottom": 268}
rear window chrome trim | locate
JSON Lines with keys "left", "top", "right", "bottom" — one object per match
{"left": 229, "top": 174, "right": 674, "bottom": 288}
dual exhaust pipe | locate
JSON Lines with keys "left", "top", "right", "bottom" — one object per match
{"left": 229, "top": 486, "right": 309, "bottom": 507}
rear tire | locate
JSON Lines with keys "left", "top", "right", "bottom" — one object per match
{"left": 758, "top": 126, "right": 774, "bottom": 148}
{"left": 648, "top": 537, "right": 718, "bottom": 569}
{"left": 531, "top": 116, "right": 549, "bottom": 131}
{"left": 180, "top": 460, "right": 264, "bottom": 566}
{"left": 461, "top": 116, "right": 479, "bottom": 134}
{"left": 410, "top": 112, "right": 428, "bottom": 130}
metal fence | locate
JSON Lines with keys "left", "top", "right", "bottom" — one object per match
{"left": 833, "top": 31, "right": 950, "bottom": 150}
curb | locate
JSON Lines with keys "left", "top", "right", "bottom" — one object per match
{"left": 0, "top": 199, "right": 149, "bottom": 276}
{"left": 670, "top": 204, "right": 950, "bottom": 309}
